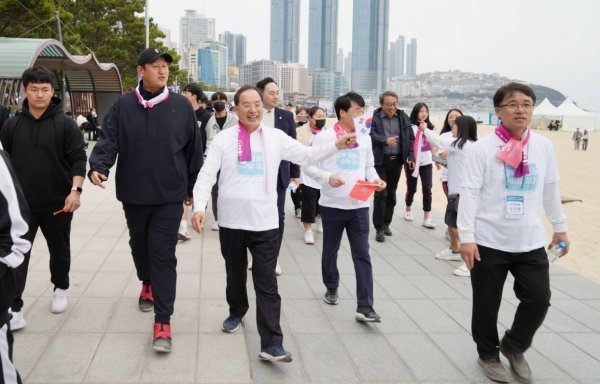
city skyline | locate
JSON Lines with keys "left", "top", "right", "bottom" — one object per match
{"left": 150, "top": 0, "right": 600, "bottom": 113}
{"left": 307, "top": 0, "right": 338, "bottom": 72}
{"left": 270, "top": 0, "right": 300, "bottom": 63}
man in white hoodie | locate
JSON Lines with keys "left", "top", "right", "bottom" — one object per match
{"left": 191, "top": 85, "right": 357, "bottom": 363}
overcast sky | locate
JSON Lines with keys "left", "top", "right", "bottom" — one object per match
{"left": 150, "top": 0, "right": 600, "bottom": 114}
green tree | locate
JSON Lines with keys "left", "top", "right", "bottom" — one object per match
{"left": 0, "top": 0, "right": 183, "bottom": 90}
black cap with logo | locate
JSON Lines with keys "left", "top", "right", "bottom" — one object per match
{"left": 137, "top": 48, "right": 173, "bottom": 66}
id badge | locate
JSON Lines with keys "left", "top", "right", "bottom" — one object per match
{"left": 505, "top": 195, "right": 524, "bottom": 219}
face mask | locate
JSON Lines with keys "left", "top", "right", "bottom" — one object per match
{"left": 297, "top": 121, "right": 307, "bottom": 126}
{"left": 213, "top": 102, "right": 226, "bottom": 112}
{"left": 297, "top": 115, "right": 308, "bottom": 123}
{"left": 315, "top": 119, "right": 326, "bottom": 129}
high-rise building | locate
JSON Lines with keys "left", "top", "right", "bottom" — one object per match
{"left": 351, "top": 0, "right": 389, "bottom": 99}
{"left": 336, "top": 48, "right": 344, "bottom": 73}
{"left": 388, "top": 35, "right": 405, "bottom": 79}
{"left": 312, "top": 69, "right": 349, "bottom": 100}
{"left": 344, "top": 52, "right": 352, "bottom": 78}
{"left": 240, "top": 59, "right": 280, "bottom": 86}
{"left": 308, "top": 0, "right": 338, "bottom": 71}
{"left": 218, "top": 31, "right": 247, "bottom": 67}
{"left": 198, "top": 41, "right": 228, "bottom": 89}
{"left": 406, "top": 38, "right": 417, "bottom": 76}
{"left": 279, "top": 63, "right": 309, "bottom": 96}
{"left": 270, "top": 0, "right": 300, "bottom": 63}
{"left": 179, "top": 10, "right": 215, "bottom": 50}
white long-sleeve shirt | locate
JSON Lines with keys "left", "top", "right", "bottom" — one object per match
{"left": 304, "top": 128, "right": 380, "bottom": 210}
{"left": 193, "top": 124, "right": 338, "bottom": 231}
{"left": 457, "top": 131, "right": 567, "bottom": 252}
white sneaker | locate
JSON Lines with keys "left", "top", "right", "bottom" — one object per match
{"left": 51, "top": 288, "right": 68, "bottom": 313}
{"left": 304, "top": 229, "right": 315, "bottom": 244}
{"left": 422, "top": 218, "right": 436, "bottom": 229}
{"left": 316, "top": 218, "right": 323, "bottom": 233}
{"left": 248, "top": 257, "right": 253, "bottom": 270}
{"left": 211, "top": 222, "right": 219, "bottom": 231}
{"left": 9, "top": 310, "right": 26, "bottom": 331}
{"left": 435, "top": 248, "right": 462, "bottom": 261}
{"left": 275, "top": 262, "right": 282, "bottom": 276}
{"left": 453, "top": 263, "right": 471, "bottom": 277}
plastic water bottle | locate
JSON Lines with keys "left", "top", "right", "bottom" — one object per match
{"left": 548, "top": 241, "right": 567, "bottom": 262}
{"left": 287, "top": 183, "right": 298, "bottom": 193}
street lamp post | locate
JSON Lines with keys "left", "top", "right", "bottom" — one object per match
{"left": 145, "top": 0, "right": 149, "bottom": 48}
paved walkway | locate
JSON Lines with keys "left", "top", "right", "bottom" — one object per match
{"left": 12, "top": 152, "right": 600, "bottom": 383}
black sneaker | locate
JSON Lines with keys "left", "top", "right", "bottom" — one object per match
{"left": 355, "top": 306, "right": 381, "bottom": 322}
{"left": 383, "top": 225, "right": 392, "bottom": 236}
{"left": 375, "top": 229, "right": 385, "bottom": 242}
{"left": 323, "top": 288, "right": 339, "bottom": 305}
{"left": 259, "top": 345, "right": 292, "bottom": 362}
{"left": 222, "top": 315, "right": 243, "bottom": 333}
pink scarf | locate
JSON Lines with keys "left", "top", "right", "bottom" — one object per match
{"left": 412, "top": 122, "right": 432, "bottom": 177}
{"left": 310, "top": 125, "right": 321, "bottom": 135}
{"left": 237, "top": 122, "right": 252, "bottom": 162}
{"left": 333, "top": 122, "right": 359, "bottom": 148}
{"left": 135, "top": 84, "right": 169, "bottom": 109}
{"left": 495, "top": 123, "right": 530, "bottom": 178}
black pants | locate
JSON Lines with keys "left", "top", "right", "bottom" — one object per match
{"left": 219, "top": 227, "right": 283, "bottom": 348}
{"left": 373, "top": 155, "right": 402, "bottom": 229}
{"left": 290, "top": 185, "right": 302, "bottom": 210}
{"left": 1, "top": 267, "right": 22, "bottom": 384}
{"left": 123, "top": 203, "right": 182, "bottom": 324}
{"left": 300, "top": 184, "right": 320, "bottom": 223}
{"left": 404, "top": 163, "right": 433, "bottom": 212}
{"left": 471, "top": 245, "right": 551, "bottom": 359}
{"left": 276, "top": 184, "right": 286, "bottom": 254}
{"left": 12, "top": 210, "right": 73, "bottom": 312}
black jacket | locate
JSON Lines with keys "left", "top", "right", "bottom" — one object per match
{"left": 0, "top": 97, "right": 87, "bottom": 211}
{"left": 195, "top": 107, "right": 212, "bottom": 154}
{"left": 369, "top": 107, "right": 415, "bottom": 166}
{"left": 88, "top": 91, "right": 203, "bottom": 205}
{"left": 273, "top": 107, "right": 300, "bottom": 188}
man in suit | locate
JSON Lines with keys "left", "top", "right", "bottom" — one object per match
{"left": 255, "top": 77, "right": 299, "bottom": 275}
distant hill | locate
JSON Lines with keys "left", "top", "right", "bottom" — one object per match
{"left": 390, "top": 71, "right": 568, "bottom": 110}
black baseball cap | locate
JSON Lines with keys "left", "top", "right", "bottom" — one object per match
{"left": 137, "top": 48, "right": 173, "bottom": 66}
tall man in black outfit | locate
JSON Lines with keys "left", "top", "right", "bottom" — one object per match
{"left": 88, "top": 48, "right": 203, "bottom": 353}
{"left": 369, "top": 91, "right": 415, "bottom": 242}
{"left": 255, "top": 77, "right": 299, "bottom": 275}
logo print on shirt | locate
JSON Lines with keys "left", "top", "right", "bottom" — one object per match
{"left": 237, "top": 152, "right": 264, "bottom": 176}
{"left": 336, "top": 149, "right": 360, "bottom": 170}
{"left": 504, "top": 163, "right": 538, "bottom": 192}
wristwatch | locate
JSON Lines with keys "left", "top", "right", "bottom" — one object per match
{"left": 71, "top": 186, "right": 83, "bottom": 193}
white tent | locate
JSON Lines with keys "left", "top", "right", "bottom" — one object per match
{"left": 532, "top": 98, "right": 562, "bottom": 130}
{"left": 555, "top": 98, "right": 596, "bottom": 132}
{"left": 534, "top": 98, "right": 562, "bottom": 118}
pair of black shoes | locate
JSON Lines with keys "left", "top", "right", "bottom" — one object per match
{"left": 375, "top": 225, "right": 392, "bottom": 242}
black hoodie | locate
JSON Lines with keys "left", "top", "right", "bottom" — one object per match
{"left": 0, "top": 97, "right": 87, "bottom": 211}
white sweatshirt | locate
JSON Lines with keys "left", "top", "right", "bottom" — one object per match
{"left": 193, "top": 124, "right": 338, "bottom": 231}
{"left": 304, "top": 128, "right": 380, "bottom": 210}
{"left": 457, "top": 131, "right": 568, "bottom": 252}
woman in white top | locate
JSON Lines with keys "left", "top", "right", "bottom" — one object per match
{"left": 297, "top": 106, "right": 327, "bottom": 244}
{"left": 422, "top": 115, "right": 478, "bottom": 277}
{"left": 404, "top": 103, "right": 437, "bottom": 228}
{"left": 437, "top": 109, "right": 463, "bottom": 198}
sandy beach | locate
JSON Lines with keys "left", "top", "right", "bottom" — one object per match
{"left": 424, "top": 123, "right": 599, "bottom": 283}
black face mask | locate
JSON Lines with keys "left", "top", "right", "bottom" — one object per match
{"left": 213, "top": 102, "right": 226, "bottom": 112}
{"left": 315, "top": 119, "right": 326, "bottom": 129}
{"left": 297, "top": 121, "right": 307, "bottom": 126}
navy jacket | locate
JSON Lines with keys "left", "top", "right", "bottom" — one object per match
{"left": 369, "top": 107, "right": 415, "bottom": 166}
{"left": 273, "top": 107, "right": 300, "bottom": 188}
{"left": 88, "top": 91, "right": 203, "bottom": 205}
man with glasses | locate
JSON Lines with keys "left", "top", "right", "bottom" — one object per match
{"left": 369, "top": 91, "right": 415, "bottom": 242}
{"left": 458, "top": 83, "right": 569, "bottom": 383}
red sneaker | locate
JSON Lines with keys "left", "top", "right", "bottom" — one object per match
{"left": 152, "top": 323, "right": 172, "bottom": 352}
{"left": 138, "top": 283, "right": 154, "bottom": 312}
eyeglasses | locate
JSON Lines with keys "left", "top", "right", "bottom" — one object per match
{"left": 383, "top": 103, "right": 398, "bottom": 107}
{"left": 499, "top": 103, "right": 534, "bottom": 111}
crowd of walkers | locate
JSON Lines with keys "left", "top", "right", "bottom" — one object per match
{"left": 0, "top": 47, "right": 569, "bottom": 384}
